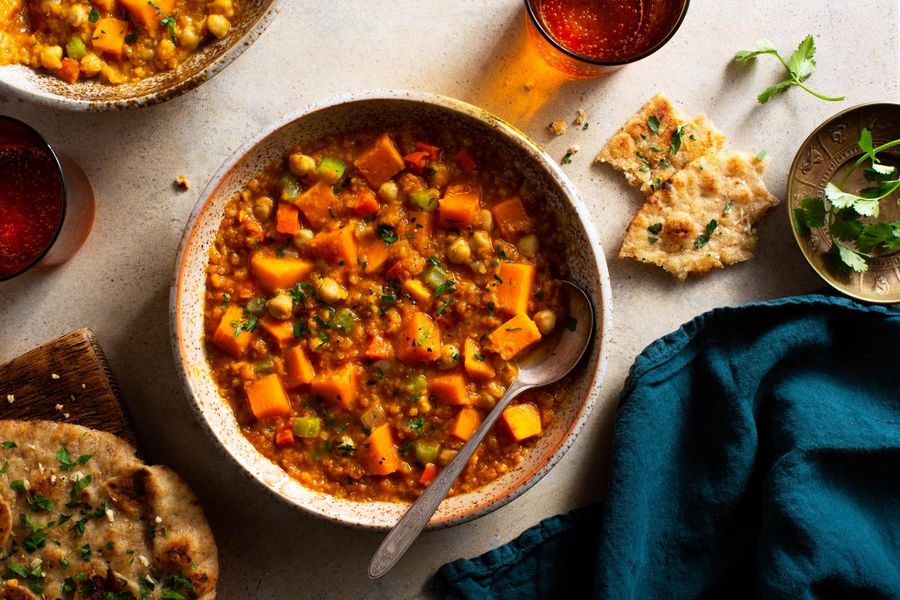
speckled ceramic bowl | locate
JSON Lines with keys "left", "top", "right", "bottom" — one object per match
{"left": 0, "top": 1, "right": 282, "bottom": 111}
{"left": 170, "top": 90, "right": 613, "bottom": 530}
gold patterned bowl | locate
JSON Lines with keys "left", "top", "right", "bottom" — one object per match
{"left": 787, "top": 102, "right": 900, "bottom": 304}
{"left": 0, "top": 1, "right": 282, "bottom": 111}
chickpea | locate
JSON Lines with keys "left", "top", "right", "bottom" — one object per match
{"left": 67, "top": 5, "right": 87, "bottom": 27}
{"left": 266, "top": 293, "right": 293, "bottom": 320}
{"left": 473, "top": 209, "right": 493, "bottom": 232}
{"left": 378, "top": 181, "right": 399, "bottom": 202}
{"left": 316, "top": 277, "right": 348, "bottom": 303}
{"left": 447, "top": 238, "right": 471, "bottom": 264}
{"left": 40, "top": 46, "right": 63, "bottom": 70}
{"left": 80, "top": 53, "right": 103, "bottom": 78}
{"left": 428, "top": 163, "right": 450, "bottom": 188}
{"left": 252, "top": 196, "right": 274, "bottom": 221}
{"left": 157, "top": 38, "right": 176, "bottom": 62}
{"left": 289, "top": 153, "right": 316, "bottom": 177}
{"left": 438, "top": 344, "right": 461, "bottom": 370}
{"left": 179, "top": 26, "right": 201, "bottom": 51}
{"left": 210, "top": 0, "right": 235, "bottom": 17}
{"left": 517, "top": 234, "right": 539, "bottom": 258}
{"left": 471, "top": 230, "right": 492, "bottom": 255}
{"left": 206, "top": 14, "right": 231, "bottom": 39}
{"left": 533, "top": 309, "right": 556, "bottom": 335}
{"left": 292, "top": 228, "right": 314, "bottom": 249}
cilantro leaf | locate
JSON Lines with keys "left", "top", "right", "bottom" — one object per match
{"left": 647, "top": 115, "right": 660, "bottom": 134}
{"left": 857, "top": 220, "right": 900, "bottom": 252}
{"left": 793, "top": 197, "right": 826, "bottom": 236}
{"left": 787, "top": 34, "right": 816, "bottom": 82}
{"left": 670, "top": 124, "right": 686, "bottom": 155}
{"left": 733, "top": 39, "right": 779, "bottom": 62}
{"left": 825, "top": 182, "right": 881, "bottom": 217}
{"left": 829, "top": 209, "right": 864, "bottom": 242}
{"left": 757, "top": 80, "right": 794, "bottom": 104}
{"left": 835, "top": 244, "right": 869, "bottom": 273}
{"left": 694, "top": 219, "right": 718, "bottom": 249}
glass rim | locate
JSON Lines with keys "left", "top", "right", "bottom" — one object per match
{"left": 524, "top": 0, "right": 691, "bottom": 67}
{"left": 0, "top": 115, "right": 68, "bottom": 282}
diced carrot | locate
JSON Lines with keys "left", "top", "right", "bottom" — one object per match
{"left": 357, "top": 234, "right": 391, "bottom": 273}
{"left": 275, "top": 203, "right": 301, "bottom": 236}
{"left": 250, "top": 252, "right": 314, "bottom": 291}
{"left": 501, "top": 403, "right": 542, "bottom": 441}
{"left": 438, "top": 184, "right": 481, "bottom": 228}
{"left": 488, "top": 313, "right": 542, "bottom": 360}
{"left": 428, "top": 372, "right": 470, "bottom": 406}
{"left": 295, "top": 180, "right": 337, "bottom": 229}
{"left": 403, "top": 151, "right": 430, "bottom": 174}
{"left": 455, "top": 148, "right": 477, "bottom": 173}
{"left": 245, "top": 374, "right": 292, "bottom": 420}
{"left": 415, "top": 142, "right": 441, "bottom": 161}
{"left": 0, "top": 0, "right": 22, "bottom": 23}
{"left": 407, "top": 211, "right": 433, "bottom": 254}
{"left": 363, "top": 334, "right": 393, "bottom": 361}
{"left": 354, "top": 133, "right": 405, "bottom": 188}
{"left": 352, "top": 188, "right": 380, "bottom": 218}
{"left": 310, "top": 364, "right": 357, "bottom": 411}
{"left": 396, "top": 311, "right": 441, "bottom": 365}
{"left": 284, "top": 344, "right": 315, "bottom": 388}
{"left": 309, "top": 226, "right": 357, "bottom": 265}
{"left": 419, "top": 463, "right": 439, "bottom": 486}
{"left": 449, "top": 407, "right": 482, "bottom": 441}
{"left": 91, "top": 17, "right": 129, "bottom": 57}
{"left": 491, "top": 197, "right": 533, "bottom": 238}
{"left": 362, "top": 424, "right": 400, "bottom": 476}
{"left": 258, "top": 316, "right": 294, "bottom": 348}
{"left": 119, "top": 0, "right": 174, "bottom": 34}
{"left": 494, "top": 263, "right": 535, "bottom": 316}
{"left": 211, "top": 305, "right": 253, "bottom": 358}
{"left": 275, "top": 426, "right": 295, "bottom": 448}
{"left": 55, "top": 58, "right": 80, "bottom": 84}
{"left": 241, "top": 215, "right": 264, "bottom": 241}
{"left": 464, "top": 338, "right": 495, "bottom": 381}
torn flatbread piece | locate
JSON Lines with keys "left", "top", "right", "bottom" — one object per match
{"left": 595, "top": 93, "right": 726, "bottom": 193}
{"left": 619, "top": 150, "right": 780, "bottom": 280}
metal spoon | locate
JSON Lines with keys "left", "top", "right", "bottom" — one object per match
{"left": 369, "top": 280, "right": 594, "bottom": 579}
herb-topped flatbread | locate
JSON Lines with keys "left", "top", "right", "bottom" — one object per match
{"left": 595, "top": 93, "right": 726, "bottom": 194}
{"left": 0, "top": 420, "right": 217, "bottom": 599}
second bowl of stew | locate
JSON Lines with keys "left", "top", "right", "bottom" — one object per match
{"left": 171, "top": 90, "right": 613, "bottom": 529}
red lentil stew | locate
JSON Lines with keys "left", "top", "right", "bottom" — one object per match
{"left": 203, "top": 124, "right": 572, "bottom": 502}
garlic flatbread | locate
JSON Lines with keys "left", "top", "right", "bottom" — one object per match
{"left": 595, "top": 93, "right": 726, "bottom": 194}
{"left": 619, "top": 150, "right": 780, "bottom": 279}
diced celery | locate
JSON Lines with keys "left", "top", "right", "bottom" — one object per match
{"left": 421, "top": 265, "right": 448, "bottom": 290}
{"left": 293, "top": 416, "right": 322, "bottom": 438}
{"left": 279, "top": 173, "right": 301, "bottom": 201}
{"left": 317, "top": 156, "right": 345, "bottom": 184}
{"left": 66, "top": 36, "right": 86, "bottom": 61}
{"left": 245, "top": 297, "right": 267, "bottom": 314}
{"left": 406, "top": 373, "right": 427, "bottom": 398}
{"left": 254, "top": 358, "right": 275, "bottom": 374}
{"left": 332, "top": 307, "right": 358, "bottom": 333}
{"left": 360, "top": 404, "right": 386, "bottom": 430}
{"left": 414, "top": 440, "right": 440, "bottom": 465}
{"left": 408, "top": 189, "right": 438, "bottom": 211}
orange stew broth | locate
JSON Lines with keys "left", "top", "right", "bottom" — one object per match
{"left": 203, "top": 124, "right": 569, "bottom": 502}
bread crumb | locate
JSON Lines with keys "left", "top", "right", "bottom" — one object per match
{"left": 139, "top": 554, "right": 150, "bottom": 567}
{"left": 81, "top": 384, "right": 86, "bottom": 389}
{"left": 154, "top": 515, "right": 163, "bottom": 524}
{"left": 574, "top": 109, "right": 586, "bottom": 125}
{"left": 105, "top": 507, "right": 115, "bottom": 522}
{"left": 6, "top": 394, "right": 13, "bottom": 404}
{"left": 175, "top": 175, "right": 190, "bottom": 190}
{"left": 50, "top": 373, "right": 60, "bottom": 380}
{"left": 64, "top": 413, "right": 70, "bottom": 418}
{"left": 55, "top": 404, "right": 64, "bottom": 412}
{"left": 548, "top": 119, "right": 568, "bottom": 136}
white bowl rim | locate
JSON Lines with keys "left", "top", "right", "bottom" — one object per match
{"left": 169, "top": 89, "right": 614, "bottom": 530}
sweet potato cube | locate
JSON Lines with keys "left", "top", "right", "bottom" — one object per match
{"left": 119, "top": 0, "right": 174, "bottom": 34}
{"left": 310, "top": 364, "right": 357, "bottom": 411}
{"left": 357, "top": 233, "right": 391, "bottom": 273}
{"left": 250, "top": 252, "right": 313, "bottom": 291}
{"left": 449, "top": 407, "right": 482, "bottom": 441}
{"left": 438, "top": 184, "right": 481, "bottom": 228}
{"left": 402, "top": 278, "right": 432, "bottom": 307}
{"left": 362, "top": 424, "right": 400, "bottom": 476}
{"left": 259, "top": 316, "right": 294, "bottom": 348}
{"left": 284, "top": 345, "right": 315, "bottom": 388}
{"left": 92, "top": 17, "right": 129, "bottom": 57}
{"left": 407, "top": 211, "right": 433, "bottom": 254}
{"left": 245, "top": 374, "right": 292, "bottom": 420}
{"left": 488, "top": 313, "right": 541, "bottom": 360}
{"left": 354, "top": 133, "right": 405, "bottom": 189}
{"left": 491, "top": 197, "right": 533, "bottom": 238}
{"left": 494, "top": 263, "right": 535, "bottom": 316}
{"left": 396, "top": 311, "right": 441, "bottom": 365}
{"left": 276, "top": 203, "right": 301, "bottom": 236}
{"left": 55, "top": 58, "right": 80, "bottom": 84}
{"left": 363, "top": 334, "right": 393, "bottom": 361}
{"left": 295, "top": 180, "right": 337, "bottom": 229}
{"left": 428, "top": 372, "right": 470, "bottom": 406}
{"left": 309, "top": 225, "right": 357, "bottom": 265}
{"left": 501, "top": 403, "right": 542, "bottom": 441}
{"left": 463, "top": 338, "right": 495, "bottom": 381}
{"left": 211, "top": 305, "right": 253, "bottom": 358}
{"left": 352, "top": 188, "right": 380, "bottom": 218}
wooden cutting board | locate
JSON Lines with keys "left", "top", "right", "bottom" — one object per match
{"left": 0, "top": 328, "right": 137, "bottom": 447}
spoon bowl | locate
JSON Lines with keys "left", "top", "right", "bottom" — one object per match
{"left": 369, "top": 281, "right": 595, "bottom": 579}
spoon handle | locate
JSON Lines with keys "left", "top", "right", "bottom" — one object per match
{"left": 368, "top": 379, "right": 529, "bottom": 579}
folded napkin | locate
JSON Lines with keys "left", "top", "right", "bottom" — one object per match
{"left": 431, "top": 295, "right": 900, "bottom": 599}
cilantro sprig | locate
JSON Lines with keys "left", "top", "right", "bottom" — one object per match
{"left": 794, "top": 128, "right": 900, "bottom": 272}
{"left": 734, "top": 35, "right": 844, "bottom": 104}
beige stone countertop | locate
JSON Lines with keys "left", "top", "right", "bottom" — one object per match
{"left": 0, "top": 1, "right": 897, "bottom": 597}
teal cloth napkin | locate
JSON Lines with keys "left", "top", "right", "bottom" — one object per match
{"left": 430, "top": 295, "right": 900, "bottom": 599}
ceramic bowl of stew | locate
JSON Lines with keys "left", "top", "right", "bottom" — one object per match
{"left": 170, "top": 90, "right": 613, "bottom": 530}
{"left": 0, "top": 0, "right": 282, "bottom": 111}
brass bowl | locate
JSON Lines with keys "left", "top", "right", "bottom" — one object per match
{"left": 0, "top": 1, "right": 283, "bottom": 111}
{"left": 787, "top": 102, "right": 900, "bottom": 304}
